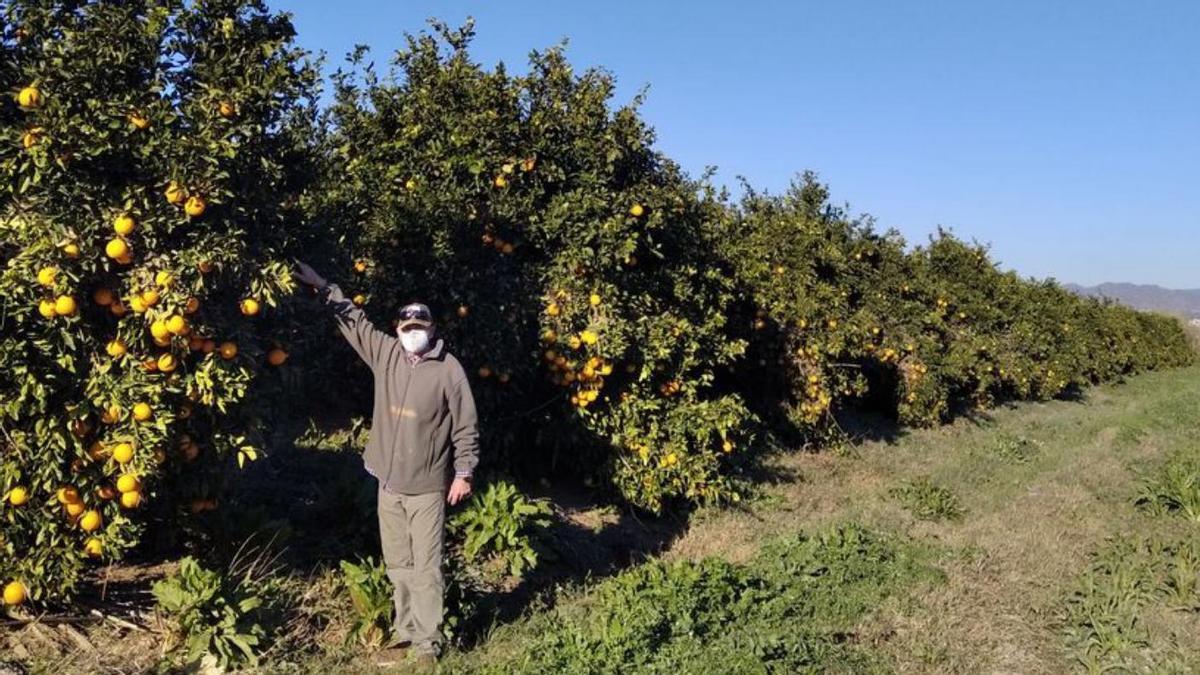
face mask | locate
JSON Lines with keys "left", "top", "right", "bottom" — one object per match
{"left": 400, "top": 328, "right": 431, "bottom": 354}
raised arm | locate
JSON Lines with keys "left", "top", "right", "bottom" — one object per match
{"left": 294, "top": 260, "right": 395, "bottom": 369}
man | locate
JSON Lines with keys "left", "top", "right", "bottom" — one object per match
{"left": 294, "top": 261, "right": 479, "bottom": 666}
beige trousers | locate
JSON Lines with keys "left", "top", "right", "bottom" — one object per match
{"left": 377, "top": 486, "right": 445, "bottom": 653}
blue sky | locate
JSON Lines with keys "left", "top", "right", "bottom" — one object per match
{"left": 276, "top": 1, "right": 1199, "bottom": 289}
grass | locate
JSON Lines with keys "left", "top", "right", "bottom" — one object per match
{"left": 8, "top": 365, "right": 1200, "bottom": 673}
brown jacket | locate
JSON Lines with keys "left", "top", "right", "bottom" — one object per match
{"left": 322, "top": 284, "right": 480, "bottom": 494}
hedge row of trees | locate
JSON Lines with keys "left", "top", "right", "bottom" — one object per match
{"left": 1, "top": 6, "right": 1192, "bottom": 604}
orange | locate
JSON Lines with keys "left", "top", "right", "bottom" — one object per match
{"left": 184, "top": 195, "right": 206, "bottom": 217}
{"left": 17, "top": 85, "right": 41, "bottom": 108}
{"left": 589, "top": 293, "right": 601, "bottom": 306}
{"left": 109, "top": 301, "right": 127, "bottom": 317}
{"left": 105, "top": 238, "right": 129, "bottom": 260}
{"left": 132, "top": 402, "right": 153, "bottom": 422}
{"left": 165, "top": 181, "right": 186, "bottom": 205}
{"left": 113, "top": 213, "right": 136, "bottom": 235}
{"left": 184, "top": 296, "right": 200, "bottom": 314}
{"left": 201, "top": 339, "right": 216, "bottom": 354}
{"left": 55, "top": 295, "right": 77, "bottom": 316}
{"left": 478, "top": 366, "right": 492, "bottom": 378}
{"left": 154, "top": 270, "right": 172, "bottom": 287}
{"left": 71, "top": 418, "right": 91, "bottom": 438}
{"left": 7, "top": 486, "right": 28, "bottom": 506}
{"left": 93, "top": 287, "right": 114, "bottom": 306}
{"left": 219, "top": 341, "right": 238, "bottom": 360}
{"left": 218, "top": 100, "right": 236, "bottom": 118}
{"left": 545, "top": 302, "right": 560, "bottom": 317}
{"left": 157, "top": 353, "right": 177, "bottom": 372}
{"left": 153, "top": 335, "right": 171, "bottom": 348}
{"left": 197, "top": 260, "right": 213, "bottom": 273}
{"left": 112, "top": 442, "right": 134, "bottom": 464}
{"left": 84, "top": 538, "right": 103, "bottom": 558}
{"left": 354, "top": 260, "right": 368, "bottom": 273}
{"left": 37, "top": 298, "right": 57, "bottom": 318}
{"left": 36, "top": 266, "right": 57, "bottom": 287}
{"left": 457, "top": 305, "right": 469, "bottom": 318}
{"left": 115, "top": 252, "right": 132, "bottom": 265}
{"left": 96, "top": 485, "right": 116, "bottom": 501}
{"left": 116, "top": 474, "right": 141, "bottom": 494}
{"left": 141, "top": 288, "right": 159, "bottom": 306}
{"left": 352, "top": 294, "right": 366, "bottom": 306}
{"left": 128, "top": 295, "right": 147, "bottom": 314}
{"left": 79, "top": 510, "right": 102, "bottom": 532}
{"left": 119, "top": 491, "right": 141, "bottom": 509}
{"left": 65, "top": 501, "right": 85, "bottom": 518}
{"left": 21, "top": 129, "right": 40, "bottom": 149}
{"left": 266, "top": 348, "right": 288, "bottom": 366}
{"left": 150, "top": 320, "right": 170, "bottom": 340}
{"left": 493, "top": 175, "right": 508, "bottom": 188}
{"left": 521, "top": 157, "right": 536, "bottom": 172}
{"left": 62, "top": 242, "right": 80, "bottom": 258}
{"left": 240, "top": 298, "right": 260, "bottom": 316}
{"left": 629, "top": 203, "right": 645, "bottom": 217}
{"left": 2, "top": 581, "right": 26, "bottom": 606}
{"left": 128, "top": 112, "right": 149, "bottom": 129}
{"left": 166, "top": 315, "right": 187, "bottom": 335}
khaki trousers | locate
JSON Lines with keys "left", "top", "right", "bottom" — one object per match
{"left": 377, "top": 486, "right": 445, "bottom": 652}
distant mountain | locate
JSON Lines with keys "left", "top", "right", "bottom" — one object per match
{"left": 1064, "top": 283, "right": 1200, "bottom": 319}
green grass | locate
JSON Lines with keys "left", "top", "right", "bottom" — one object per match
{"left": 888, "top": 477, "right": 964, "bottom": 521}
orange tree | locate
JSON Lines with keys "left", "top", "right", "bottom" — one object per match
{"left": 0, "top": 0, "right": 320, "bottom": 604}
{"left": 717, "top": 173, "right": 1194, "bottom": 439}
{"left": 309, "top": 21, "right": 751, "bottom": 513}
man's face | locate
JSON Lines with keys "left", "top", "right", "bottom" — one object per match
{"left": 397, "top": 324, "right": 435, "bottom": 340}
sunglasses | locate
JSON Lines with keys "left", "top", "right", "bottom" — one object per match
{"left": 398, "top": 305, "right": 432, "bottom": 322}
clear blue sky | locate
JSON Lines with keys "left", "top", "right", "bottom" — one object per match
{"left": 276, "top": 0, "right": 1199, "bottom": 289}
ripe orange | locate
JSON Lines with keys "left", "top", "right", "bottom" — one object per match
{"left": 141, "top": 288, "right": 159, "bottom": 306}
{"left": 100, "top": 404, "right": 121, "bottom": 424}
{"left": 629, "top": 203, "right": 645, "bottom": 217}
{"left": 84, "top": 538, "right": 103, "bottom": 558}
{"left": 240, "top": 298, "right": 260, "bottom": 316}
{"left": 166, "top": 315, "right": 188, "bottom": 335}
{"left": 184, "top": 296, "right": 200, "bottom": 314}
{"left": 218, "top": 100, "right": 236, "bottom": 118}
{"left": 521, "top": 157, "right": 536, "bottom": 172}
{"left": 197, "top": 260, "right": 213, "bottom": 273}
{"left": 64, "top": 501, "right": 85, "bottom": 518}
{"left": 17, "top": 85, "right": 41, "bottom": 108}
{"left": 110, "top": 301, "right": 127, "bottom": 317}
{"left": 546, "top": 302, "right": 560, "bottom": 317}
{"left": 589, "top": 293, "right": 601, "bottom": 306}
{"left": 36, "top": 266, "right": 57, "bottom": 287}
{"left": 79, "top": 510, "right": 102, "bottom": 532}
{"left": 501, "top": 162, "right": 514, "bottom": 174}
{"left": 56, "top": 486, "right": 80, "bottom": 505}
{"left": 184, "top": 195, "right": 206, "bottom": 217}
{"left": 37, "top": 298, "right": 57, "bottom": 318}
{"left": 115, "top": 251, "right": 132, "bottom": 265}
{"left": 580, "top": 330, "right": 599, "bottom": 346}
{"left": 352, "top": 294, "right": 366, "bottom": 306}
{"left": 165, "top": 181, "right": 186, "bottom": 205}
{"left": 55, "top": 295, "right": 77, "bottom": 316}
{"left": 21, "top": 128, "right": 41, "bottom": 149}
{"left": 141, "top": 356, "right": 158, "bottom": 371}
{"left": 478, "top": 366, "right": 492, "bottom": 378}
{"left": 457, "top": 305, "right": 469, "bottom": 318}
{"left": 405, "top": 178, "right": 417, "bottom": 191}
{"left": 116, "top": 474, "right": 141, "bottom": 494}
{"left": 354, "top": 260, "right": 368, "bottom": 273}
{"left": 129, "top": 295, "right": 147, "bottom": 313}
{"left": 2, "top": 581, "right": 26, "bottom": 606}
{"left": 8, "top": 486, "right": 28, "bottom": 506}
{"left": 150, "top": 320, "right": 171, "bottom": 340}
{"left": 106, "top": 236, "right": 129, "bottom": 257}
{"left": 113, "top": 213, "right": 136, "bottom": 235}
{"left": 154, "top": 270, "right": 172, "bottom": 287}
{"left": 128, "top": 112, "right": 149, "bottom": 129}
{"left": 96, "top": 484, "right": 117, "bottom": 501}
{"left": 157, "top": 353, "right": 177, "bottom": 372}
{"left": 132, "top": 402, "right": 153, "bottom": 422}
{"left": 62, "top": 242, "right": 80, "bottom": 259}
{"left": 219, "top": 341, "right": 238, "bottom": 360}
{"left": 267, "top": 348, "right": 288, "bottom": 366}
{"left": 112, "top": 442, "right": 134, "bottom": 464}
{"left": 119, "top": 491, "right": 141, "bottom": 509}
{"left": 201, "top": 339, "right": 216, "bottom": 354}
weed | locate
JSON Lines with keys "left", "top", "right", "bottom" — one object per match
{"left": 1135, "top": 450, "right": 1200, "bottom": 521}
{"left": 889, "top": 477, "right": 964, "bottom": 521}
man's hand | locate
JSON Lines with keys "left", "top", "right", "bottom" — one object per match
{"left": 293, "top": 260, "right": 327, "bottom": 288}
{"left": 447, "top": 477, "right": 472, "bottom": 505}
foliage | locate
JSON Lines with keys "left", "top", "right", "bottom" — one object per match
{"left": 442, "top": 523, "right": 939, "bottom": 674}
{"left": 449, "top": 479, "right": 552, "bottom": 579}
{"left": 889, "top": 477, "right": 964, "bottom": 521}
{"left": 311, "top": 20, "right": 753, "bottom": 513}
{"left": 337, "top": 557, "right": 393, "bottom": 649}
{"left": 1063, "top": 536, "right": 1200, "bottom": 673}
{"left": 0, "top": 0, "right": 321, "bottom": 602}
{"left": 152, "top": 555, "right": 275, "bottom": 669}
{"left": 1135, "top": 449, "right": 1200, "bottom": 522}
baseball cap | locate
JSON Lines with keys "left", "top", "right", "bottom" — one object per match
{"left": 397, "top": 302, "right": 433, "bottom": 330}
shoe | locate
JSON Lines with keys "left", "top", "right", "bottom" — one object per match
{"left": 373, "top": 644, "right": 410, "bottom": 668}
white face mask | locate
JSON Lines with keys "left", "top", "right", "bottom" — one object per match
{"left": 400, "top": 328, "right": 432, "bottom": 354}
